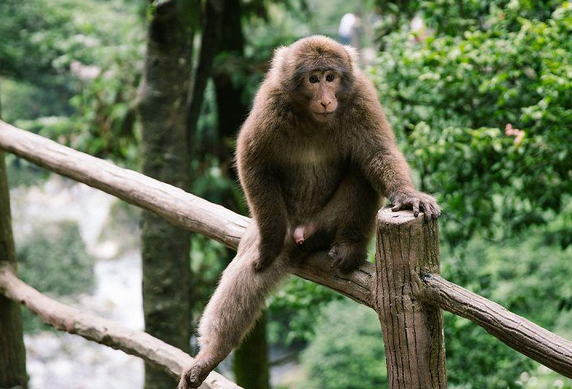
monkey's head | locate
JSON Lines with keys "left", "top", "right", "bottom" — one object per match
{"left": 271, "top": 35, "right": 359, "bottom": 123}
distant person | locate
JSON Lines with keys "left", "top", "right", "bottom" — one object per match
{"left": 338, "top": 13, "right": 357, "bottom": 45}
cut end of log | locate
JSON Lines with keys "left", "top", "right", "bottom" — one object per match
{"left": 377, "top": 207, "right": 423, "bottom": 225}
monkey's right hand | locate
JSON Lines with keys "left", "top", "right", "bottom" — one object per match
{"left": 390, "top": 190, "right": 441, "bottom": 220}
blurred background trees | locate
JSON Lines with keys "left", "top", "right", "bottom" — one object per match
{"left": 1, "top": 0, "right": 571, "bottom": 388}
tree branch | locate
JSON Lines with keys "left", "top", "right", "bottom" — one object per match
{"left": 0, "top": 264, "right": 241, "bottom": 389}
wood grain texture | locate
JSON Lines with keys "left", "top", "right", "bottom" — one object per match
{"left": 0, "top": 264, "right": 241, "bottom": 389}
{"left": 375, "top": 208, "right": 447, "bottom": 389}
{"left": 422, "top": 274, "right": 572, "bottom": 379}
{"left": 0, "top": 121, "right": 375, "bottom": 308}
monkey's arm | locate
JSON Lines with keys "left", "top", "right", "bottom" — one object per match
{"left": 359, "top": 136, "right": 440, "bottom": 218}
{"left": 351, "top": 92, "right": 440, "bottom": 219}
{"left": 236, "top": 125, "right": 288, "bottom": 271}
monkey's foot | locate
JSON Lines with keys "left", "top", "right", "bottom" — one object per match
{"left": 329, "top": 242, "right": 366, "bottom": 273}
{"left": 178, "top": 360, "right": 216, "bottom": 389}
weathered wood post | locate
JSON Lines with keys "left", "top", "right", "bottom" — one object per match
{"left": 375, "top": 208, "right": 446, "bottom": 388}
{"left": 0, "top": 91, "right": 29, "bottom": 389}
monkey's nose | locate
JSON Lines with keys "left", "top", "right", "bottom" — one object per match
{"left": 321, "top": 101, "right": 331, "bottom": 109}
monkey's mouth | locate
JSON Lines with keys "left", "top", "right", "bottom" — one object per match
{"left": 313, "top": 111, "right": 336, "bottom": 117}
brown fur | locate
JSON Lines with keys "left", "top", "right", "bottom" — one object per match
{"left": 179, "top": 35, "right": 440, "bottom": 389}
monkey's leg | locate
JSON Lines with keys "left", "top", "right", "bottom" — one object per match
{"left": 294, "top": 171, "right": 379, "bottom": 270}
{"left": 302, "top": 172, "right": 379, "bottom": 273}
{"left": 329, "top": 173, "right": 379, "bottom": 273}
{"left": 179, "top": 223, "right": 290, "bottom": 389}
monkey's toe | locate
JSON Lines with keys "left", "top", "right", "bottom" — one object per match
{"left": 179, "top": 361, "right": 213, "bottom": 389}
{"left": 253, "top": 256, "right": 273, "bottom": 272}
{"left": 329, "top": 242, "right": 367, "bottom": 273}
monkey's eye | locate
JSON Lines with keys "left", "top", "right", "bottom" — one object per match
{"left": 308, "top": 75, "right": 320, "bottom": 84}
{"left": 325, "top": 74, "right": 335, "bottom": 82}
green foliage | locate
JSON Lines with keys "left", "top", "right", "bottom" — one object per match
{"left": 442, "top": 234, "right": 572, "bottom": 388}
{"left": 300, "top": 300, "right": 387, "bottom": 389}
{"left": 374, "top": 0, "right": 562, "bottom": 35}
{"left": 189, "top": 234, "right": 233, "bottom": 317}
{"left": 269, "top": 278, "right": 342, "bottom": 346}
{"left": 0, "top": 0, "right": 144, "bottom": 163}
{"left": 370, "top": 2, "right": 572, "bottom": 245}
{"left": 17, "top": 221, "right": 95, "bottom": 333}
{"left": 5, "top": 155, "right": 48, "bottom": 188}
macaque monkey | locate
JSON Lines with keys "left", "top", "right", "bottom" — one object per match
{"left": 179, "top": 35, "right": 440, "bottom": 388}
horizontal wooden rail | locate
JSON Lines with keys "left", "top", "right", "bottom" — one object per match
{"left": 0, "top": 264, "right": 241, "bottom": 389}
{"left": 0, "top": 120, "right": 375, "bottom": 308}
{"left": 422, "top": 274, "right": 572, "bottom": 378}
{"left": 2, "top": 121, "right": 572, "bottom": 379}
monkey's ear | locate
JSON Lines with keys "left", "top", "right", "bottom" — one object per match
{"left": 343, "top": 45, "right": 360, "bottom": 76}
{"left": 270, "top": 46, "right": 290, "bottom": 74}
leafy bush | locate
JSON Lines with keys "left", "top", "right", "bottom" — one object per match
{"left": 17, "top": 221, "right": 95, "bottom": 332}
{"left": 300, "top": 300, "right": 387, "bottom": 389}
{"left": 442, "top": 233, "right": 572, "bottom": 388}
{"left": 370, "top": 2, "right": 572, "bottom": 246}
{"left": 269, "top": 278, "right": 342, "bottom": 346}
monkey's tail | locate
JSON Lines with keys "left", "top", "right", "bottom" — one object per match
{"left": 196, "top": 223, "right": 290, "bottom": 363}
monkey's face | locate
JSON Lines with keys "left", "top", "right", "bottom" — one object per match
{"left": 304, "top": 70, "right": 341, "bottom": 122}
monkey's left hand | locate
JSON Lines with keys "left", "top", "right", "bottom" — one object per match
{"left": 390, "top": 190, "right": 441, "bottom": 220}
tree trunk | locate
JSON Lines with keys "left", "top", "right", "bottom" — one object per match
{"left": 233, "top": 312, "right": 270, "bottom": 389}
{"left": 213, "top": 0, "right": 247, "bottom": 171}
{"left": 375, "top": 208, "right": 447, "bottom": 389}
{"left": 186, "top": 0, "right": 224, "bottom": 155}
{"left": 0, "top": 87, "right": 29, "bottom": 389}
{"left": 138, "top": 1, "right": 198, "bottom": 388}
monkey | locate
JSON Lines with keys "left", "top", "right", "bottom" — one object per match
{"left": 178, "top": 35, "right": 440, "bottom": 389}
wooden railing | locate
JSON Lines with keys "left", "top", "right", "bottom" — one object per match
{"left": 1, "top": 120, "right": 571, "bottom": 388}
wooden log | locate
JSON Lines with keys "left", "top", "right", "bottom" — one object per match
{"left": 0, "top": 120, "right": 374, "bottom": 308}
{"left": 0, "top": 264, "right": 242, "bottom": 389}
{"left": 375, "top": 208, "right": 447, "bottom": 389}
{"left": 422, "top": 274, "right": 572, "bottom": 379}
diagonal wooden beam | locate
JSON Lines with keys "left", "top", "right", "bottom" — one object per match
{"left": 0, "top": 263, "right": 242, "bottom": 389}
{"left": 422, "top": 274, "right": 572, "bottom": 379}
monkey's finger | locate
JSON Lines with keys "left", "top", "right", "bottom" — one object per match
{"left": 391, "top": 203, "right": 403, "bottom": 212}
{"left": 423, "top": 200, "right": 438, "bottom": 220}
{"left": 421, "top": 200, "right": 432, "bottom": 221}
{"left": 185, "top": 367, "right": 202, "bottom": 388}
{"left": 431, "top": 202, "right": 442, "bottom": 219}
{"left": 412, "top": 199, "right": 420, "bottom": 218}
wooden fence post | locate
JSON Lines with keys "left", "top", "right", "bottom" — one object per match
{"left": 374, "top": 208, "right": 446, "bottom": 389}
{"left": 0, "top": 152, "right": 29, "bottom": 389}
{"left": 0, "top": 89, "right": 28, "bottom": 389}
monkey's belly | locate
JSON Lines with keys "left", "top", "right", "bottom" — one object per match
{"left": 280, "top": 164, "right": 342, "bottom": 224}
